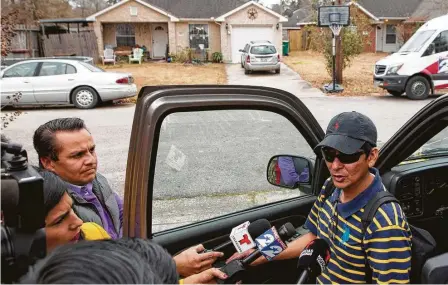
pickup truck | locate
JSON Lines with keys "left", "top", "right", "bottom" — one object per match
{"left": 124, "top": 85, "right": 448, "bottom": 283}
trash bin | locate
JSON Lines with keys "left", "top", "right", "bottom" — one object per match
{"left": 282, "top": 40, "right": 289, "bottom": 56}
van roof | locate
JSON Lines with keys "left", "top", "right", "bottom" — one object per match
{"left": 420, "top": 14, "right": 448, "bottom": 30}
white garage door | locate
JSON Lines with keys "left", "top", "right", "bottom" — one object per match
{"left": 231, "top": 26, "right": 274, "bottom": 63}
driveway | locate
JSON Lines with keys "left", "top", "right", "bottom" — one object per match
{"left": 226, "top": 63, "right": 324, "bottom": 98}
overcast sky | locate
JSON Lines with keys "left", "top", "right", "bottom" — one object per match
{"left": 259, "top": 0, "right": 280, "bottom": 7}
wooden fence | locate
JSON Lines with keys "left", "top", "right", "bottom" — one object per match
{"left": 42, "top": 31, "right": 99, "bottom": 63}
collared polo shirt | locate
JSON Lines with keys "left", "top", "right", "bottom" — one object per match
{"left": 305, "top": 168, "right": 412, "bottom": 284}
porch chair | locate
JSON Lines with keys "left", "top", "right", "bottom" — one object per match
{"left": 129, "top": 48, "right": 144, "bottom": 64}
{"left": 101, "top": 48, "right": 116, "bottom": 65}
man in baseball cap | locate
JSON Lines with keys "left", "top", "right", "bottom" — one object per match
{"left": 314, "top": 111, "right": 379, "bottom": 192}
{"left": 231, "top": 111, "right": 412, "bottom": 284}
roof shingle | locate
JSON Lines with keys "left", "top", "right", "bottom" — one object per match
{"left": 356, "top": 0, "right": 422, "bottom": 18}
{"left": 143, "top": 0, "right": 250, "bottom": 18}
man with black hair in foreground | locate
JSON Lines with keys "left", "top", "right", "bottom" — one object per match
{"left": 22, "top": 238, "right": 227, "bottom": 284}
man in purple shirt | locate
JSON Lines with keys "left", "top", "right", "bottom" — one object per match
{"left": 33, "top": 118, "right": 123, "bottom": 239}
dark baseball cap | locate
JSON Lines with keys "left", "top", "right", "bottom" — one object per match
{"left": 315, "top": 111, "right": 377, "bottom": 154}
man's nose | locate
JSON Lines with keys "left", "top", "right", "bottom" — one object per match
{"left": 69, "top": 211, "right": 83, "bottom": 230}
{"left": 84, "top": 152, "right": 96, "bottom": 165}
{"left": 331, "top": 157, "right": 344, "bottom": 170}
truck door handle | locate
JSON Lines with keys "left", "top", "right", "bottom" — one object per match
{"left": 68, "top": 78, "right": 74, "bottom": 81}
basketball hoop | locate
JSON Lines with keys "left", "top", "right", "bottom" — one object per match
{"left": 330, "top": 23, "right": 343, "bottom": 36}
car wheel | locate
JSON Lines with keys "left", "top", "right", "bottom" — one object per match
{"left": 72, "top": 86, "right": 99, "bottom": 109}
{"left": 405, "top": 76, "right": 430, "bottom": 100}
{"left": 275, "top": 68, "right": 280, "bottom": 74}
{"left": 388, "top": 90, "right": 404, "bottom": 97}
{"left": 241, "top": 61, "right": 244, "bottom": 68}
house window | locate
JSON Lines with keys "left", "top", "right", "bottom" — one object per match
{"left": 386, "top": 24, "right": 396, "bottom": 44}
{"left": 116, "top": 24, "right": 135, "bottom": 47}
{"left": 130, "top": 6, "right": 138, "bottom": 16}
{"left": 189, "top": 24, "right": 209, "bottom": 49}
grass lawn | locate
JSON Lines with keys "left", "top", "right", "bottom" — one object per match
{"left": 99, "top": 61, "right": 227, "bottom": 98}
{"left": 283, "top": 51, "right": 390, "bottom": 96}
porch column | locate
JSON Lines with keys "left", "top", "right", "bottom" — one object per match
{"left": 168, "top": 21, "right": 176, "bottom": 55}
{"left": 93, "top": 21, "right": 104, "bottom": 59}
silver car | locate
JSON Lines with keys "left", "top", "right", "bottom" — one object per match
{"left": 0, "top": 59, "right": 137, "bottom": 109}
{"left": 239, "top": 41, "right": 281, "bottom": 75}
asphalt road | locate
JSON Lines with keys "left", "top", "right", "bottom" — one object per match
{"left": 3, "top": 95, "right": 436, "bottom": 200}
{"left": 2, "top": 68, "right": 443, "bottom": 231}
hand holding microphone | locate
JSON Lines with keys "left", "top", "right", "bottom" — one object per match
{"left": 296, "top": 239, "right": 331, "bottom": 284}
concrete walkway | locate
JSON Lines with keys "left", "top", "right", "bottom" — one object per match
{"left": 226, "top": 63, "right": 324, "bottom": 98}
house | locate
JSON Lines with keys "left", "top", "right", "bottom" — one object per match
{"left": 4, "top": 25, "right": 41, "bottom": 59}
{"left": 283, "top": 0, "right": 448, "bottom": 53}
{"left": 86, "top": 0, "right": 288, "bottom": 63}
{"left": 282, "top": 6, "right": 315, "bottom": 51}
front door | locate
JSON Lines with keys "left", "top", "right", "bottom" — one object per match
{"left": 152, "top": 24, "right": 168, "bottom": 59}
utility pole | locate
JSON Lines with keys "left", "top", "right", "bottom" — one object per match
{"left": 335, "top": 0, "right": 343, "bottom": 84}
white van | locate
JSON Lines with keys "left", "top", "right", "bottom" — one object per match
{"left": 374, "top": 14, "right": 448, "bottom": 100}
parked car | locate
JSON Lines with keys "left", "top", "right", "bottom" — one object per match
{"left": 0, "top": 59, "right": 137, "bottom": 109}
{"left": 239, "top": 41, "right": 281, "bottom": 75}
{"left": 123, "top": 85, "right": 447, "bottom": 283}
{"left": 374, "top": 14, "right": 448, "bottom": 100}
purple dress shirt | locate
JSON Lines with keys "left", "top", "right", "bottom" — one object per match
{"left": 68, "top": 182, "right": 123, "bottom": 239}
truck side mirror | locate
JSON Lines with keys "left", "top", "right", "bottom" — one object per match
{"left": 266, "top": 155, "right": 313, "bottom": 189}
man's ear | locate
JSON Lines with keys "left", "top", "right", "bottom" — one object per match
{"left": 367, "top": 148, "right": 379, "bottom": 168}
{"left": 40, "top": 157, "right": 56, "bottom": 171}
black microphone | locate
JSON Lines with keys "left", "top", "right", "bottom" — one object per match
{"left": 202, "top": 219, "right": 271, "bottom": 253}
{"left": 296, "top": 239, "right": 331, "bottom": 284}
{"left": 242, "top": 222, "right": 296, "bottom": 265}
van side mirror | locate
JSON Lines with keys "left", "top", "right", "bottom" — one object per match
{"left": 239, "top": 49, "right": 244, "bottom": 52}
{"left": 266, "top": 155, "right": 313, "bottom": 189}
{"left": 423, "top": 43, "right": 435, "bottom": 56}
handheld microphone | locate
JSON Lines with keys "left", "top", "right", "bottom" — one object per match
{"left": 242, "top": 222, "right": 296, "bottom": 265}
{"left": 202, "top": 219, "right": 271, "bottom": 253}
{"left": 217, "top": 222, "right": 296, "bottom": 284}
{"left": 296, "top": 239, "right": 331, "bottom": 284}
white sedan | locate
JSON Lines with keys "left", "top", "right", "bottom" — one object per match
{"left": 0, "top": 59, "right": 137, "bottom": 109}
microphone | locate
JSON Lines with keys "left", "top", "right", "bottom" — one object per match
{"left": 242, "top": 222, "right": 296, "bottom": 265}
{"left": 202, "top": 219, "right": 271, "bottom": 253}
{"left": 296, "top": 239, "right": 331, "bottom": 284}
{"left": 217, "top": 222, "right": 296, "bottom": 284}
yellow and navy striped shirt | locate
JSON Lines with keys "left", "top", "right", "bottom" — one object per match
{"left": 304, "top": 168, "right": 412, "bottom": 284}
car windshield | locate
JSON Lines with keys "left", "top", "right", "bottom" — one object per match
{"left": 399, "top": 30, "right": 436, "bottom": 52}
{"left": 79, "top": 61, "right": 104, "bottom": 72}
{"left": 250, "top": 45, "right": 277, "bottom": 55}
{"left": 406, "top": 126, "right": 448, "bottom": 161}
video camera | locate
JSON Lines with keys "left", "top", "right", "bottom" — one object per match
{"left": 1, "top": 138, "right": 46, "bottom": 283}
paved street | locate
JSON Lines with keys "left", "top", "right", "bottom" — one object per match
{"left": 2, "top": 66, "right": 442, "bottom": 231}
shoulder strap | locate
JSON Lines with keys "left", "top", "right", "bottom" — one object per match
{"left": 361, "top": 191, "right": 399, "bottom": 232}
{"left": 361, "top": 190, "right": 399, "bottom": 284}
{"left": 322, "top": 178, "right": 336, "bottom": 201}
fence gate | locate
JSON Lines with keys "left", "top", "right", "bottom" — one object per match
{"left": 42, "top": 31, "right": 99, "bottom": 63}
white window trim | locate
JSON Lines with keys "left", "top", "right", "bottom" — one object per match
{"left": 130, "top": 6, "right": 138, "bottom": 16}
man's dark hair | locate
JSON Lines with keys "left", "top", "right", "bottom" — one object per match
{"left": 101, "top": 238, "right": 179, "bottom": 284}
{"left": 33, "top": 118, "right": 88, "bottom": 164}
{"left": 23, "top": 240, "right": 163, "bottom": 284}
{"left": 40, "top": 170, "right": 70, "bottom": 216}
{"left": 362, "top": 142, "right": 374, "bottom": 157}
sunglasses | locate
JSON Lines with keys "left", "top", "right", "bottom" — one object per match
{"left": 321, "top": 147, "right": 365, "bottom": 164}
